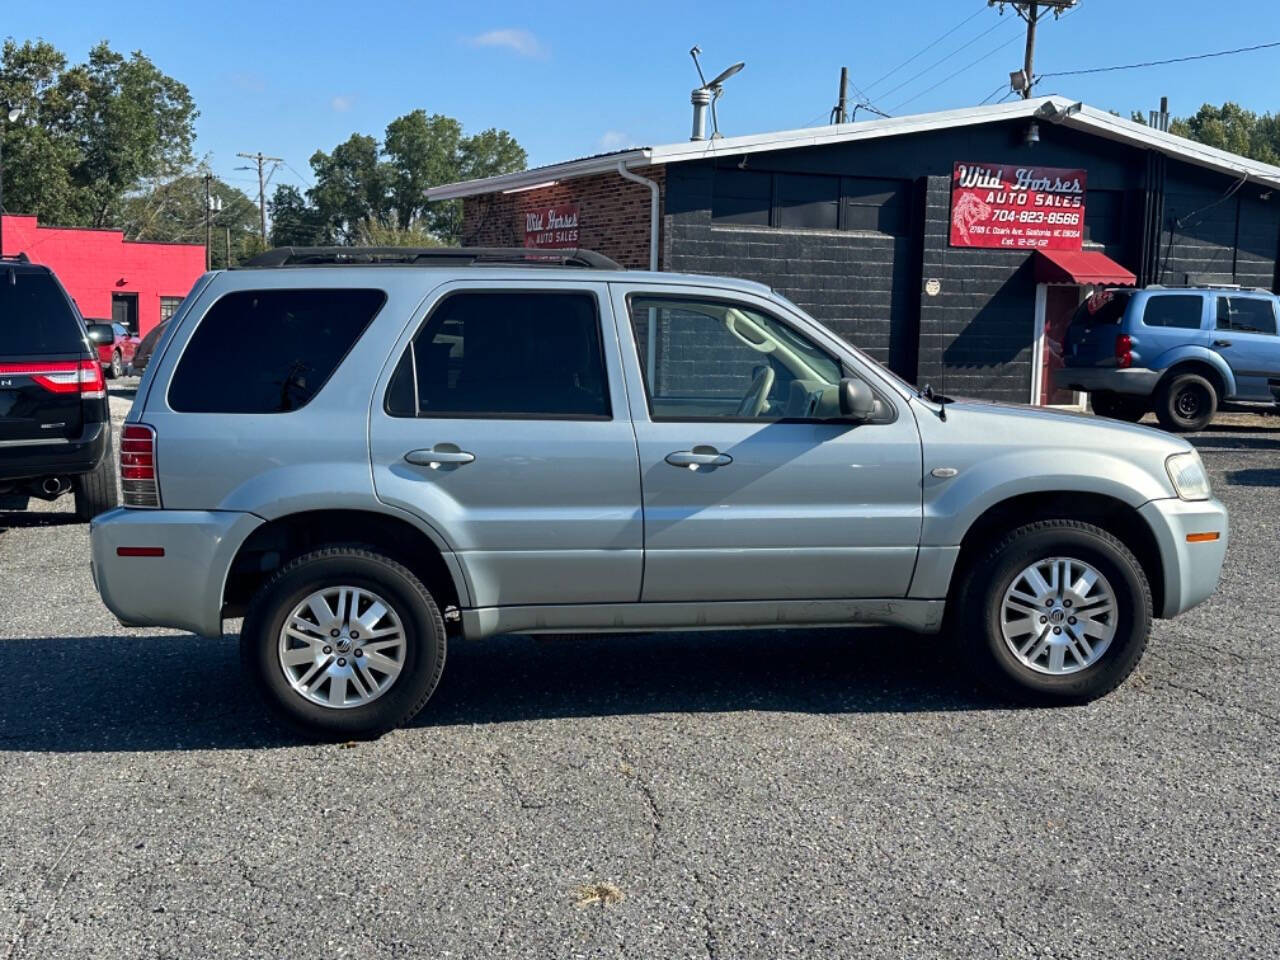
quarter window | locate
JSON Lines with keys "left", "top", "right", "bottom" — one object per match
{"left": 1216, "top": 296, "right": 1277, "bottom": 335}
{"left": 168, "top": 288, "right": 385, "bottom": 414}
{"left": 386, "top": 291, "right": 610, "bottom": 419}
{"left": 629, "top": 296, "right": 843, "bottom": 421}
{"left": 1142, "top": 295, "right": 1203, "bottom": 330}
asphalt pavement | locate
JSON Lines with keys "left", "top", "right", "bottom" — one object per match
{"left": 0, "top": 382, "right": 1276, "bottom": 959}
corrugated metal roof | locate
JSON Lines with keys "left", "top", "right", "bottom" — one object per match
{"left": 426, "top": 95, "right": 1280, "bottom": 200}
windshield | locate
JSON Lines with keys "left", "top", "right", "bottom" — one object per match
{"left": 0, "top": 269, "right": 84, "bottom": 356}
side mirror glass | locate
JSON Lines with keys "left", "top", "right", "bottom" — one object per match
{"left": 86, "top": 323, "right": 113, "bottom": 344}
{"left": 838, "top": 377, "right": 876, "bottom": 422}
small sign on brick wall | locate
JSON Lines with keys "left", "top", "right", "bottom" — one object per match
{"left": 524, "top": 203, "right": 580, "bottom": 248}
{"left": 949, "top": 162, "right": 1086, "bottom": 251}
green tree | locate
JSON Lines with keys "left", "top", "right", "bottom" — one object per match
{"left": 0, "top": 39, "right": 197, "bottom": 227}
{"left": 120, "top": 171, "right": 259, "bottom": 268}
{"left": 301, "top": 112, "right": 526, "bottom": 245}
{"left": 1168, "top": 103, "right": 1280, "bottom": 166}
{"left": 268, "top": 184, "right": 326, "bottom": 247}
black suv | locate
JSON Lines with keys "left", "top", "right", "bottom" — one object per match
{"left": 0, "top": 256, "right": 118, "bottom": 519}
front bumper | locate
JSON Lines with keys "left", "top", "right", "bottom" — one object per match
{"left": 90, "top": 507, "right": 263, "bottom": 637}
{"left": 1139, "top": 496, "right": 1229, "bottom": 618}
{"left": 1061, "top": 366, "right": 1161, "bottom": 397}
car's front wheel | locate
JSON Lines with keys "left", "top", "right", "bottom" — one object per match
{"left": 241, "top": 548, "right": 447, "bottom": 739}
{"left": 957, "top": 520, "right": 1151, "bottom": 703}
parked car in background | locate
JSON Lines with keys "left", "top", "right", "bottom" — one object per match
{"left": 86, "top": 320, "right": 140, "bottom": 379}
{"left": 90, "top": 247, "right": 1227, "bottom": 739}
{"left": 0, "top": 255, "right": 118, "bottom": 519}
{"left": 129, "top": 318, "right": 169, "bottom": 374}
{"left": 1063, "top": 285, "right": 1280, "bottom": 431}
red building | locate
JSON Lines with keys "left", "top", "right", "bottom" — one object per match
{"left": 1, "top": 214, "right": 206, "bottom": 337}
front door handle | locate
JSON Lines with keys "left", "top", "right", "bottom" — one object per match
{"left": 1212, "top": 339, "right": 1232, "bottom": 348}
{"left": 665, "top": 446, "right": 733, "bottom": 469}
{"left": 405, "top": 446, "right": 475, "bottom": 467}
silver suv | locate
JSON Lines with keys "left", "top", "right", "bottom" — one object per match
{"left": 90, "top": 247, "right": 1228, "bottom": 738}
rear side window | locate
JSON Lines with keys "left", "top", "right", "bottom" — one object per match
{"left": 385, "top": 291, "right": 610, "bottom": 419}
{"left": 1142, "top": 295, "right": 1203, "bottom": 330}
{"left": 1216, "top": 296, "right": 1278, "bottom": 335}
{"left": 0, "top": 270, "right": 84, "bottom": 356}
{"left": 169, "top": 288, "right": 385, "bottom": 413}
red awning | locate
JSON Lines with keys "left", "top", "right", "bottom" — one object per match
{"left": 1035, "top": 249, "right": 1136, "bottom": 286}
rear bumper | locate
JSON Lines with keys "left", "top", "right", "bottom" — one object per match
{"left": 1139, "top": 496, "right": 1229, "bottom": 618}
{"left": 1061, "top": 366, "right": 1161, "bottom": 397}
{"left": 0, "top": 420, "right": 110, "bottom": 483}
{"left": 90, "top": 507, "right": 262, "bottom": 637}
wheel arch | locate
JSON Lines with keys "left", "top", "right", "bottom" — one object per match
{"left": 1155, "top": 356, "right": 1233, "bottom": 400}
{"left": 222, "top": 508, "right": 467, "bottom": 624}
{"left": 949, "top": 491, "right": 1165, "bottom": 617}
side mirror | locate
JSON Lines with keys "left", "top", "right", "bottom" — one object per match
{"left": 86, "top": 323, "right": 113, "bottom": 344}
{"left": 838, "top": 377, "right": 876, "bottom": 422}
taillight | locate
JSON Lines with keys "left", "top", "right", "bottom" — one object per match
{"left": 120, "top": 424, "right": 161, "bottom": 508}
{"left": 1114, "top": 334, "right": 1133, "bottom": 369}
{"left": 0, "top": 359, "right": 104, "bottom": 397}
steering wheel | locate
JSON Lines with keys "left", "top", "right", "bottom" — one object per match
{"left": 735, "top": 366, "right": 775, "bottom": 418}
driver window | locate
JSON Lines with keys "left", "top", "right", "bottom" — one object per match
{"left": 628, "top": 296, "right": 842, "bottom": 421}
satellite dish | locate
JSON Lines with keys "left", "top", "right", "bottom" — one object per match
{"left": 709, "top": 61, "right": 745, "bottom": 88}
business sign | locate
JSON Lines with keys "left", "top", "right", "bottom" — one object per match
{"left": 524, "top": 203, "right": 580, "bottom": 248}
{"left": 950, "top": 162, "right": 1086, "bottom": 250}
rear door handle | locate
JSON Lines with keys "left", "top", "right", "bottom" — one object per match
{"left": 665, "top": 446, "right": 733, "bottom": 469}
{"left": 405, "top": 447, "right": 475, "bottom": 467}
{"left": 1212, "top": 339, "right": 1232, "bottom": 348}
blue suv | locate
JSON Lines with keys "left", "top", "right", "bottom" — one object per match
{"left": 1063, "top": 286, "right": 1280, "bottom": 431}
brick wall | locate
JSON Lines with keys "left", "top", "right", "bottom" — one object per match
{"left": 462, "top": 166, "right": 665, "bottom": 269}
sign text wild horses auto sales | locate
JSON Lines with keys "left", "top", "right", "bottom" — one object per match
{"left": 523, "top": 203, "right": 580, "bottom": 249}
{"left": 949, "top": 162, "right": 1086, "bottom": 251}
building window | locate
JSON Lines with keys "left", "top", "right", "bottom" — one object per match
{"left": 159, "top": 296, "right": 184, "bottom": 322}
{"left": 711, "top": 168, "right": 909, "bottom": 236}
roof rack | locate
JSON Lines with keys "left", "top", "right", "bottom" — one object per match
{"left": 239, "top": 246, "right": 623, "bottom": 270}
{"left": 0, "top": 252, "right": 30, "bottom": 263}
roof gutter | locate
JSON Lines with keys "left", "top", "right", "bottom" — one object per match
{"left": 426, "top": 149, "right": 651, "bottom": 201}
{"left": 616, "top": 160, "right": 660, "bottom": 272}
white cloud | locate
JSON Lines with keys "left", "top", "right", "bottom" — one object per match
{"left": 330, "top": 95, "right": 355, "bottom": 112}
{"left": 599, "top": 131, "right": 633, "bottom": 150}
{"left": 468, "top": 28, "right": 546, "bottom": 58}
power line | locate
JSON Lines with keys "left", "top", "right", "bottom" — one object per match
{"left": 889, "top": 29, "right": 1026, "bottom": 113}
{"left": 978, "top": 81, "right": 1008, "bottom": 105}
{"left": 1038, "top": 39, "right": 1280, "bottom": 80}
{"left": 863, "top": 4, "right": 989, "bottom": 92}
{"left": 236, "top": 151, "right": 283, "bottom": 244}
{"left": 876, "top": 16, "right": 1020, "bottom": 104}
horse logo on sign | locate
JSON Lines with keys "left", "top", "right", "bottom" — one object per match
{"left": 951, "top": 191, "right": 992, "bottom": 245}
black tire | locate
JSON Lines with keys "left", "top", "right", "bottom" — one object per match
{"left": 73, "top": 435, "right": 119, "bottom": 521}
{"left": 955, "top": 519, "right": 1151, "bottom": 704}
{"left": 1090, "top": 391, "right": 1147, "bottom": 423}
{"left": 240, "top": 548, "right": 447, "bottom": 740}
{"left": 109, "top": 350, "right": 123, "bottom": 380}
{"left": 1155, "top": 372, "right": 1217, "bottom": 432}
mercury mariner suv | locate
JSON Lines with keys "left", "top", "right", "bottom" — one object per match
{"left": 89, "top": 247, "right": 1228, "bottom": 739}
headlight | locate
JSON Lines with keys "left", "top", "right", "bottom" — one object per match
{"left": 1166, "top": 451, "right": 1211, "bottom": 501}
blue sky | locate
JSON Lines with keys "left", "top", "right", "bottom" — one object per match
{"left": 6, "top": 0, "right": 1280, "bottom": 198}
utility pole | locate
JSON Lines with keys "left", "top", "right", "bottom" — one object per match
{"left": 236, "top": 151, "right": 282, "bottom": 247}
{"left": 989, "top": 1, "right": 1075, "bottom": 98}
{"left": 225, "top": 226, "right": 232, "bottom": 268}
{"left": 835, "top": 66, "right": 850, "bottom": 123}
{"left": 203, "top": 173, "right": 212, "bottom": 269}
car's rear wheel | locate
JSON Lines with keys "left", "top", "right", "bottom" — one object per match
{"left": 1090, "top": 391, "right": 1147, "bottom": 422}
{"left": 73, "top": 437, "right": 119, "bottom": 521}
{"left": 1155, "top": 372, "right": 1217, "bottom": 432}
{"left": 957, "top": 519, "right": 1151, "bottom": 704}
{"left": 109, "top": 350, "right": 123, "bottom": 380}
{"left": 241, "top": 547, "right": 446, "bottom": 739}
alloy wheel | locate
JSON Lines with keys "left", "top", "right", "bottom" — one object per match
{"left": 277, "top": 585, "right": 406, "bottom": 708}
{"left": 999, "top": 556, "right": 1118, "bottom": 675}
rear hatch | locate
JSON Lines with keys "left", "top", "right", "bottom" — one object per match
{"left": 1063, "top": 289, "right": 1132, "bottom": 367}
{"left": 0, "top": 267, "right": 89, "bottom": 443}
